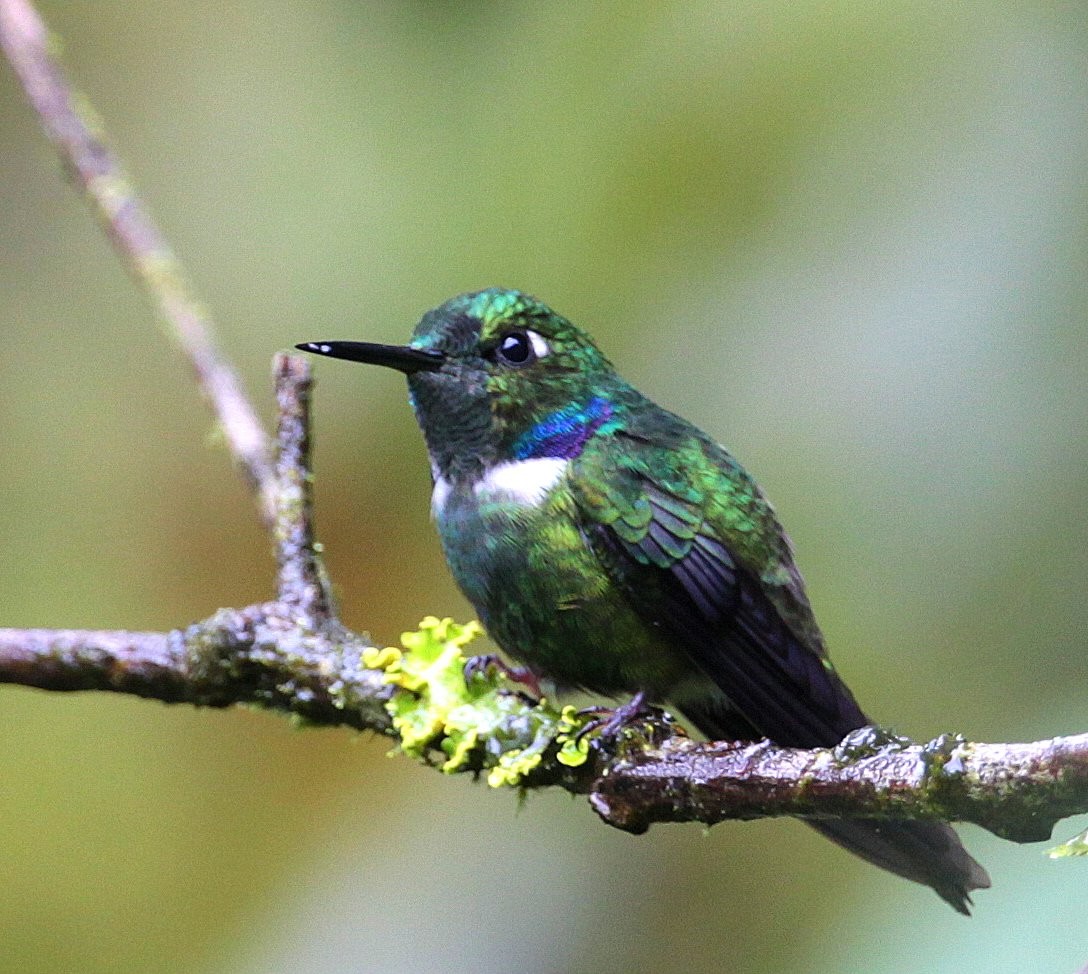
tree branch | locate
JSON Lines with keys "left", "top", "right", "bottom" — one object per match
{"left": 0, "top": 0, "right": 276, "bottom": 524}
{"left": 589, "top": 730, "right": 1088, "bottom": 843}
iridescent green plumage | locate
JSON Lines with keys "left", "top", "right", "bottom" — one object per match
{"left": 298, "top": 287, "right": 990, "bottom": 913}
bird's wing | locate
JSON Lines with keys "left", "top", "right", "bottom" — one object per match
{"left": 573, "top": 422, "right": 991, "bottom": 914}
{"left": 572, "top": 427, "right": 867, "bottom": 748}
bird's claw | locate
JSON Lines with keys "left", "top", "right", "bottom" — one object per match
{"left": 463, "top": 654, "right": 543, "bottom": 699}
{"left": 574, "top": 690, "right": 652, "bottom": 743}
{"left": 463, "top": 653, "right": 503, "bottom": 683}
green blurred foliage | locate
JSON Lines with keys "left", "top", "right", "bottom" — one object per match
{"left": 1, "top": 1, "right": 1087, "bottom": 972}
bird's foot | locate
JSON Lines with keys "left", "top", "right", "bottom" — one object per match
{"left": 575, "top": 690, "right": 652, "bottom": 743}
{"left": 463, "top": 654, "right": 543, "bottom": 700}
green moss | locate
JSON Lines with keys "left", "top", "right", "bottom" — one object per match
{"left": 362, "top": 617, "right": 591, "bottom": 786}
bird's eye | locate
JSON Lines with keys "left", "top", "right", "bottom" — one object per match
{"left": 493, "top": 328, "right": 548, "bottom": 367}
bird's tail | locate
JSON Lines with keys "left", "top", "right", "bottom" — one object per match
{"left": 807, "top": 818, "right": 990, "bottom": 915}
{"left": 682, "top": 700, "right": 990, "bottom": 913}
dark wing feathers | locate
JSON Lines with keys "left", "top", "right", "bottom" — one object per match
{"left": 670, "top": 535, "right": 736, "bottom": 623}
{"left": 577, "top": 445, "right": 867, "bottom": 748}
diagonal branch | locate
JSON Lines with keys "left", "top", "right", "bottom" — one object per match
{"left": 0, "top": 0, "right": 276, "bottom": 524}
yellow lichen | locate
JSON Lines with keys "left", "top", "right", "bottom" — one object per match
{"left": 363, "top": 617, "right": 590, "bottom": 786}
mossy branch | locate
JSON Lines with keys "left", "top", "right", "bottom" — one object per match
{"left": 2, "top": 0, "right": 1087, "bottom": 872}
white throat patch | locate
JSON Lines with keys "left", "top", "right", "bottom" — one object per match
{"left": 478, "top": 457, "right": 568, "bottom": 505}
{"left": 432, "top": 457, "right": 568, "bottom": 516}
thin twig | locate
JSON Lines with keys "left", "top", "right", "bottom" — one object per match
{"left": 0, "top": 0, "right": 276, "bottom": 524}
{"left": 271, "top": 353, "right": 333, "bottom": 620}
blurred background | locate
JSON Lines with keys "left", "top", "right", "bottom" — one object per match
{"left": 2, "top": 2, "right": 1087, "bottom": 972}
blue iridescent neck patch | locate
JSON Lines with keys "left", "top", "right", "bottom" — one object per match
{"left": 513, "top": 396, "right": 615, "bottom": 460}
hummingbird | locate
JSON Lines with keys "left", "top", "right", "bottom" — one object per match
{"left": 297, "top": 287, "right": 990, "bottom": 913}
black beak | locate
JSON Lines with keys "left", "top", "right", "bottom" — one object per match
{"left": 295, "top": 341, "right": 446, "bottom": 374}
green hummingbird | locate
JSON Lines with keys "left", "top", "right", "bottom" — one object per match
{"left": 297, "top": 287, "right": 990, "bottom": 913}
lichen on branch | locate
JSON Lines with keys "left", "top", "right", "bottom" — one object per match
{"left": 363, "top": 616, "right": 591, "bottom": 786}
